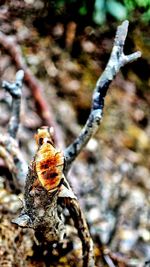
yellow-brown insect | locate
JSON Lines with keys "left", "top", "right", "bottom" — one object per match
{"left": 35, "top": 126, "right": 64, "bottom": 192}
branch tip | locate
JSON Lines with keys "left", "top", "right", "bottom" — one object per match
{"left": 16, "top": 69, "right": 24, "bottom": 81}
{"left": 64, "top": 20, "right": 141, "bottom": 171}
{"left": 122, "top": 20, "right": 129, "bottom": 28}
{"left": 125, "top": 51, "right": 142, "bottom": 64}
{"left": 131, "top": 51, "right": 142, "bottom": 59}
{"left": 115, "top": 20, "right": 129, "bottom": 47}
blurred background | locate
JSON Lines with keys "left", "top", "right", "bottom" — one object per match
{"left": 0, "top": 1, "right": 150, "bottom": 266}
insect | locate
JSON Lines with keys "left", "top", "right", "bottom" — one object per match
{"left": 34, "top": 126, "right": 76, "bottom": 199}
{"left": 35, "top": 126, "right": 64, "bottom": 193}
{"left": 13, "top": 126, "right": 94, "bottom": 267}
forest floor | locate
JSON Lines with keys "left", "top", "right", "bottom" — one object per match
{"left": 0, "top": 2, "right": 150, "bottom": 267}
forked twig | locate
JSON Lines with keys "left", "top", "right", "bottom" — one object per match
{"left": 64, "top": 20, "right": 141, "bottom": 172}
{"left": 3, "top": 21, "right": 141, "bottom": 267}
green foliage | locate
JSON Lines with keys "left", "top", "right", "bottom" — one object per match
{"left": 93, "top": 0, "right": 127, "bottom": 24}
{"left": 93, "top": 0, "right": 106, "bottom": 24}
{"left": 50, "top": 0, "right": 150, "bottom": 24}
{"left": 124, "top": 0, "right": 150, "bottom": 22}
{"left": 124, "top": 0, "right": 150, "bottom": 9}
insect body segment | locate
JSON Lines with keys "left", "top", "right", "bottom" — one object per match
{"left": 35, "top": 127, "right": 64, "bottom": 192}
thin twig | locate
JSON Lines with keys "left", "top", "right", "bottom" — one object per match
{"left": 0, "top": 135, "right": 27, "bottom": 189}
{"left": 64, "top": 20, "right": 141, "bottom": 172}
{"left": 0, "top": 70, "right": 27, "bottom": 189}
{"left": 65, "top": 198, "right": 95, "bottom": 267}
{"left": 104, "top": 254, "right": 117, "bottom": 267}
{"left": 2, "top": 70, "right": 24, "bottom": 138}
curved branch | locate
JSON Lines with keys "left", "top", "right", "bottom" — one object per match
{"left": 64, "top": 20, "right": 141, "bottom": 172}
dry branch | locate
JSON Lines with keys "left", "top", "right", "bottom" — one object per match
{"left": 3, "top": 20, "right": 141, "bottom": 267}
{"left": 0, "top": 70, "right": 27, "bottom": 189}
{"left": 13, "top": 126, "right": 94, "bottom": 266}
{"left": 2, "top": 70, "right": 24, "bottom": 138}
{"left": 64, "top": 20, "right": 141, "bottom": 172}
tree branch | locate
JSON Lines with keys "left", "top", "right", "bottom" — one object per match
{"left": 64, "top": 20, "right": 141, "bottom": 172}
{"left": 9, "top": 20, "right": 142, "bottom": 267}
{"left": 0, "top": 70, "right": 27, "bottom": 190}
{"left": 2, "top": 70, "right": 24, "bottom": 138}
